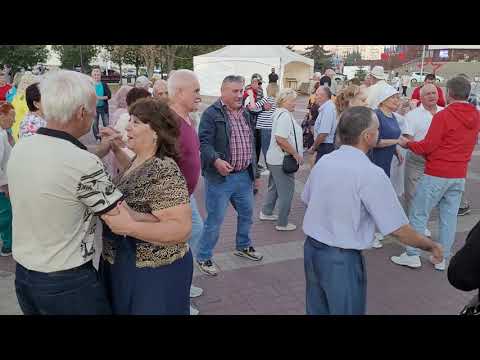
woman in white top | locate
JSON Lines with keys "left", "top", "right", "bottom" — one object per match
{"left": 260, "top": 89, "right": 303, "bottom": 231}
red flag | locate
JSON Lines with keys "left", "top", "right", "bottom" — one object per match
{"left": 398, "top": 52, "right": 405, "bottom": 60}
{"left": 381, "top": 53, "right": 389, "bottom": 61}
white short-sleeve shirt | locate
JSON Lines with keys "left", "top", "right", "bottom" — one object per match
{"left": 266, "top": 108, "right": 303, "bottom": 166}
{"left": 404, "top": 104, "right": 443, "bottom": 141}
{"left": 8, "top": 128, "right": 123, "bottom": 273}
{"left": 302, "top": 145, "right": 408, "bottom": 250}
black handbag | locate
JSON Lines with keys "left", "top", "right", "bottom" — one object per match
{"left": 282, "top": 117, "right": 300, "bottom": 174}
{"left": 460, "top": 294, "right": 480, "bottom": 315}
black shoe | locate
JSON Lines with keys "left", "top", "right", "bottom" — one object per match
{"left": 0, "top": 247, "right": 12, "bottom": 257}
{"left": 458, "top": 206, "right": 471, "bottom": 216}
{"left": 234, "top": 246, "right": 263, "bottom": 261}
{"left": 196, "top": 260, "right": 219, "bottom": 276}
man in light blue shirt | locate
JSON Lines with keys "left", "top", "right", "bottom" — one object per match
{"left": 302, "top": 106, "right": 443, "bottom": 315}
{"left": 308, "top": 86, "right": 337, "bottom": 163}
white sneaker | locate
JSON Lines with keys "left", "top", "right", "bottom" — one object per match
{"left": 390, "top": 252, "right": 422, "bottom": 268}
{"left": 260, "top": 169, "right": 270, "bottom": 176}
{"left": 190, "top": 305, "right": 199, "bottom": 315}
{"left": 275, "top": 223, "right": 297, "bottom": 231}
{"left": 429, "top": 256, "right": 446, "bottom": 271}
{"left": 372, "top": 238, "right": 383, "bottom": 249}
{"left": 424, "top": 228, "right": 432, "bottom": 237}
{"left": 190, "top": 285, "right": 203, "bottom": 298}
{"left": 259, "top": 211, "right": 278, "bottom": 221}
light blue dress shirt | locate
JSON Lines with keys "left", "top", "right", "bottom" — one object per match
{"left": 313, "top": 99, "right": 337, "bottom": 144}
{"left": 302, "top": 145, "right": 408, "bottom": 250}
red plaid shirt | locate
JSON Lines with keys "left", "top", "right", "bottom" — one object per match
{"left": 224, "top": 104, "right": 252, "bottom": 172}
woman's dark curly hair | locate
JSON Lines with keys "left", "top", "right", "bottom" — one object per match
{"left": 128, "top": 98, "right": 180, "bottom": 161}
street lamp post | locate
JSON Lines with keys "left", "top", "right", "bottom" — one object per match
{"left": 420, "top": 45, "right": 426, "bottom": 78}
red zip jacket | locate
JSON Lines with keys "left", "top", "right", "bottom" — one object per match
{"left": 408, "top": 102, "right": 480, "bottom": 178}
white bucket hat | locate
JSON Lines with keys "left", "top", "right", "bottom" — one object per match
{"left": 372, "top": 82, "right": 399, "bottom": 109}
{"left": 369, "top": 66, "right": 386, "bottom": 80}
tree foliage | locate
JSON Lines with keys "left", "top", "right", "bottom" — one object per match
{"left": 344, "top": 51, "right": 362, "bottom": 66}
{"left": 354, "top": 66, "right": 367, "bottom": 81}
{"left": 51, "top": 45, "right": 99, "bottom": 72}
{"left": 0, "top": 45, "right": 48, "bottom": 75}
{"left": 304, "top": 45, "right": 333, "bottom": 72}
{"left": 173, "top": 45, "right": 224, "bottom": 70}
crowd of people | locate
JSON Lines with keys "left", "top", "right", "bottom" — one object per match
{"left": 0, "top": 61, "right": 479, "bottom": 315}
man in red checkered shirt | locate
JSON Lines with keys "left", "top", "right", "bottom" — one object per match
{"left": 197, "top": 75, "right": 263, "bottom": 276}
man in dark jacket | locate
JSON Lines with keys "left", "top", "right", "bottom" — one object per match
{"left": 91, "top": 67, "right": 112, "bottom": 141}
{"left": 196, "top": 75, "right": 263, "bottom": 276}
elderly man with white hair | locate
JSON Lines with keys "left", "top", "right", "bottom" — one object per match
{"left": 153, "top": 79, "right": 168, "bottom": 100}
{"left": 167, "top": 69, "right": 204, "bottom": 315}
{"left": 8, "top": 70, "right": 124, "bottom": 315}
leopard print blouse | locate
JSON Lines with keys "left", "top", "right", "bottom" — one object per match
{"left": 102, "top": 156, "right": 190, "bottom": 268}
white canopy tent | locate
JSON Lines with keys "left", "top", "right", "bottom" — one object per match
{"left": 193, "top": 45, "right": 314, "bottom": 96}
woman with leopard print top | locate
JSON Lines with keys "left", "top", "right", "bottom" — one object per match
{"left": 100, "top": 98, "right": 193, "bottom": 315}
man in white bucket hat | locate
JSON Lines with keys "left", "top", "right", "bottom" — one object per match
{"left": 366, "top": 66, "right": 388, "bottom": 109}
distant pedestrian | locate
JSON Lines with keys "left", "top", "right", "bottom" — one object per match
{"left": 401, "top": 72, "right": 410, "bottom": 97}
{"left": 91, "top": 67, "right": 112, "bottom": 142}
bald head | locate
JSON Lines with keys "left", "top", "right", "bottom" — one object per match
{"left": 420, "top": 83, "right": 438, "bottom": 108}
{"left": 167, "top": 69, "right": 201, "bottom": 112}
{"left": 153, "top": 79, "right": 168, "bottom": 100}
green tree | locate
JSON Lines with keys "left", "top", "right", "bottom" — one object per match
{"left": 304, "top": 45, "right": 333, "bottom": 72}
{"left": 51, "top": 45, "right": 99, "bottom": 72}
{"left": 344, "top": 51, "right": 362, "bottom": 66}
{"left": 173, "top": 45, "right": 224, "bottom": 70}
{"left": 0, "top": 45, "right": 48, "bottom": 75}
{"left": 354, "top": 66, "right": 367, "bottom": 81}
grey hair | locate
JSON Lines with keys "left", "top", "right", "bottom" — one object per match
{"left": 221, "top": 75, "right": 245, "bottom": 89}
{"left": 337, "top": 106, "right": 376, "bottom": 146}
{"left": 319, "top": 85, "right": 332, "bottom": 99}
{"left": 446, "top": 76, "right": 471, "bottom": 101}
{"left": 420, "top": 83, "right": 438, "bottom": 97}
{"left": 40, "top": 70, "right": 95, "bottom": 124}
{"left": 167, "top": 69, "right": 198, "bottom": 98}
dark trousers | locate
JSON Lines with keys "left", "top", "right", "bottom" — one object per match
{"left": 304, "top": 236, "right": 367, "bottom": 315}
{"left": 15, "top": 261, "right": 112, "bottom": 315}
{"left": 255, "top": 128, "right": 262, "bottom": 165}
{"left": 402, "top": 86, "right": 408, "bottom": 97}
{"left": 315, "top": 143, "right": 335, "bottom": 164}
{"left": 0, "top": 193, "right": 12, "bottom": 250}
{"left": 92, "top": 106, "right": 109, "bottom": 140}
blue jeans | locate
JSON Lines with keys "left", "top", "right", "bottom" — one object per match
{"left": 92, "top": 106, "right": 109, "bottom": 140}
{"left": 304, "top": 236, "right": 366, "bottom": 315}
{"left": 260, "top": 128, "right": 272, "bottom": 160}
{"left": 15, "top": 262, "right": 112, "bottom": 315}
{"left": 189, "top": 195, "right": 204, "bottom": 260}
{"left": 406, "top": 174, "right": 465, "bottom": 259}
{"left": 196, "top": 170, "right": 253, "bottom": 262}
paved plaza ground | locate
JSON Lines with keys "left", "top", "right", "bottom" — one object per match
{"left": 0, "top": 92, "right": 478, "bottom": 315}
